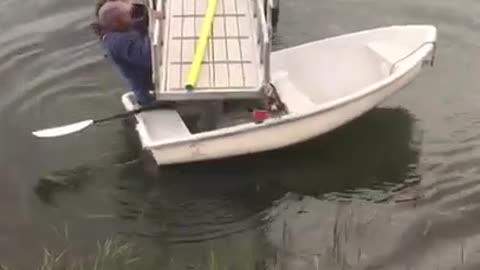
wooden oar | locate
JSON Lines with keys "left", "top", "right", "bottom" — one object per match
{"left": 32, "top": 102, "right": 173, "bottom": 138}
{"left": 184, "top": 0, "right": 218, "bottom": 90}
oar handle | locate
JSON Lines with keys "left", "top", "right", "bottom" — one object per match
{"left": 94, "top": 102, "right": 174, "bottom": 123}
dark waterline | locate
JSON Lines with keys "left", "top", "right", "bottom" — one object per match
{"left": 1, "top": 0, "right": 480, "bottom": 269}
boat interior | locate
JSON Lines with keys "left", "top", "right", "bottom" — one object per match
{"left": 271, "top": 25, "right": 436, "bottom": 107}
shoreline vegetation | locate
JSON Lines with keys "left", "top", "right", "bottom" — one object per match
{"left": 0, "top": 224, "right": 264, "bottom": 270}
{"left": 1, "top": 239, "right": 142, "bottom": 270}
{"left": 0, "top": 239, "right": 261, "bottom": 270}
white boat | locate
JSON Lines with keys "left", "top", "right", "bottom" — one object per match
{"left": 122, "top": 24, "right": 437, "bottom": 166}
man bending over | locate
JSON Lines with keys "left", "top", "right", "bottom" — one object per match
{"left": 98, "top": 1, "right": 155, "bottom": 106}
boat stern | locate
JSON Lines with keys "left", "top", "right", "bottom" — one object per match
{"left": 121, "top": 93, "right": 193, "bottom": 164}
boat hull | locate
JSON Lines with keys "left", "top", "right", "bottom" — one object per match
{"left": 122, "top": 25, "right": 436, "bottom": 165}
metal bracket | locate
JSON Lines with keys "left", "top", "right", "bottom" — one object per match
{"left": 390, "top": 41, "right": 437, "bottom": 74}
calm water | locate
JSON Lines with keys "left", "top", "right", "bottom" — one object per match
{"left": 1, "top": 0, "right": 480, "bottom": 269}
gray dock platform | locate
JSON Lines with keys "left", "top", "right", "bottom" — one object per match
{"left": 150, "top": 0, "right": 271, "bottom": 101}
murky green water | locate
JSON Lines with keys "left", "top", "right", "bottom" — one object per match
{"left": 1, "top": 0, "right": 480, "bottom": 269}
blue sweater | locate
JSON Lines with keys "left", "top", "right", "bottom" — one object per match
{"left": 103, "top": 30, "right": 155, "bottom": 105}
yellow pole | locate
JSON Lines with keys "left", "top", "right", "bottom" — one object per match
{"left": 185, "top": 0, "right": 218, "bottom": 90}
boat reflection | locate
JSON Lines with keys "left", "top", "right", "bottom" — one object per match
{"left": 162, "top": 106, "right": 421, "bottom": 201}
{"left": 260, "top": 106, "right": 421, "bottom": 201}
{"left": 112, "top": 107, "right": 420, "bottom": 241}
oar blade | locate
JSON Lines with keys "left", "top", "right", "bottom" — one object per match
{"left": 32, "top": 120, "right": 94, "bottom": 138}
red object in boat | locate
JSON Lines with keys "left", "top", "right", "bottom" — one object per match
{"left": 251, "top": 109, "right": 271, "bottom": 121}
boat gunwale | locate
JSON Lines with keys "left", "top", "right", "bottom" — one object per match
{"left": 131, "top": 25, "right": 437, "bottom": 149}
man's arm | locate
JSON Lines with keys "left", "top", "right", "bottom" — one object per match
{"left": 112, "top": 32, "right": 152, "bottom": 68}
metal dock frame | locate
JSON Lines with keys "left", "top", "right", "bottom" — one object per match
{"left": 149, "top": 0, "right": 273, "bottom": 101}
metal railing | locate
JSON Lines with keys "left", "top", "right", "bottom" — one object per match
{"left": 253, "top": 0, "right": 272, "bottom": 89}
{"left": 149, "top": 0, "right": 167, "bottom": 91}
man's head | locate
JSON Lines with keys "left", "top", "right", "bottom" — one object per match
{"left": 95, "top": 0, "right": 133, "bottom": 16}
{"left": 98, "top": 1, "right": 132, "bottom": 32}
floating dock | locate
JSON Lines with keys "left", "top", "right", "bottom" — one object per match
{"left": 149, "top": 0, "right": 272, "bottom": 100}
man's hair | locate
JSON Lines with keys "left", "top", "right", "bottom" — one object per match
{"left": 95, "top": 0, "right": 108, "bottom": 16}
{"left": 95, "top": 0, "right": 132, "bottom": 16}
{"left": 98, "top": 1, "right": 131, "bottom": 30}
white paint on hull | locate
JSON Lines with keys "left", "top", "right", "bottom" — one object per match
{"left": 122, "top": 25, "right": 437, "bottom": 165}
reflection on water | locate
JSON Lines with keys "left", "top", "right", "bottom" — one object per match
{"left": 270, "top": 107, "right": 422, "bottom": 202}
{"left": 32, "top": 107, "right": 420, "bottom": 268}
{"left": 256, "top": 109, "right": 422, "bottom": 270}
{"left": 3, "top": 0, "right": 480, "bottom": 268}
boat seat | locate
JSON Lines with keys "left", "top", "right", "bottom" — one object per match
{"left": 272, "top": 72, "right": 316, "bottom": 113}
{"left": 367, "top": 42, "right": 411, "bottom": 74}
{"left": 138, "top": 109, "right": 191, "bottom": 143}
